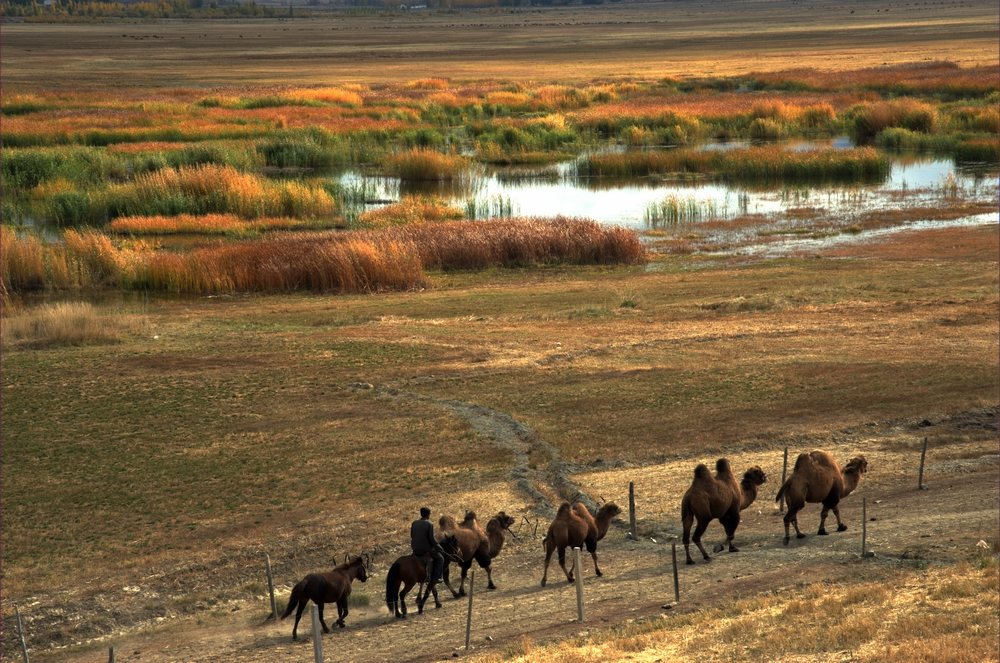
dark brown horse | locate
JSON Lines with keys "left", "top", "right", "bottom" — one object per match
{"left": 384, "top": 535, "right": 460, "bottom": 618}
{"left": 281, "top": 556, "right": 369, "bottom": 640}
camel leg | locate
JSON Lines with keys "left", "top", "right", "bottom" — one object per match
{"left": 682, "top": 512, "right": 696, "bottom": 565}
{"left": 833, "top": 505, "right": 848, "bottom": 532}
{"left": 692, "top": 517, "right": 712, "bottom": 562}
{"left": 783, "top": 498, "right": 806, "bottom": 545}
{"left": 457, "top": 562, "right": 471, "bottom": 597}
{"left": 485, "top": 564, "right": 496, "bottom": 590}
{"left": 818, "top": 506, "right": 830, "bottom": 535}
{"left": 589, "top": 550, "right": 602, "bottom": 577}
{"left": 541, "top": 539, "right": 555, "bottom": 587}
{"left": 317, "top": 602, "right": 330, "bottom": 633}
{"left": 440, "top": 562, "right": 460, "bottom": 599}
{"left": 559, "top": 546, "right": 574, "bottom": 583}
{"left": 722, "top": 511, "right": 740, "bottom": 553}
{"left": 336, "top": 599, "right": 348, "bottom": 628}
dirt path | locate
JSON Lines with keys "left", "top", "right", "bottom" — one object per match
{"left": 35, "top": 407, "right": 997, "bottom": 663}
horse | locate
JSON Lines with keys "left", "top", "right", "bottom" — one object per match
{"left": 281, "top": 555, "right": 369, "bottom": 640}
{"left": 384, "top": 534, "right": 460, "bottom": 618}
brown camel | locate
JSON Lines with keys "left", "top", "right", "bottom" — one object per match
{"left": 540, "top": 501, "right": 621, "bottom": 586}
{"left": 711, "top": 465, "right": 767, "bottom": 552}
{"left": 439, "top": 510, "right": 514, "bottom": 596}
{"left": 775, "top": 451, "right": 868, "bottom": 545}
{"left": 681, "top": 458, "right": 759, "bottom": 565}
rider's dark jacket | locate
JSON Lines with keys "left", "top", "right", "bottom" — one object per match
{"left": 410, "top": 518, "right": 438, "bottom": 556}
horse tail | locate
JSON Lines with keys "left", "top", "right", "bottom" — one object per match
{"left": 385, "top": 560, "right": 401, "bottom": 613}
{"left": 281, "top": 579, "right": 303, "bottom": 620}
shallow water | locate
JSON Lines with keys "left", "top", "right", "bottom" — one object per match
{"left": 338, "top": 147, "right": 998, "bottom": 230}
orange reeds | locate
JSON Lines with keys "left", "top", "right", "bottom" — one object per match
{"left": 851, "top": 99, "right": 938, "bottom": 141}
{"left": 406, "top": 78, "right": 451, "bottom": 91}
{"left": 1, "top": 226, "right": 47, "bottom": 291}
{"left": 108, "top": 214, "right": 308, "bottom": 235}
{"left": 356, "top": 197, "right": 465, "bottom": 228}
{"left": 383, "top": 149, "right": 470, "bottom": 181}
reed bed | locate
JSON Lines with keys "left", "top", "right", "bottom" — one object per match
{"left": 850, "top": 99, "right": 938, "bottom": 141}
{"left": 108, "top": 214, "right": 310, "bottom": 235}
{"left": 644, "top": 196, "right": 723, "bottom": 227}
{"left": 383, "top": 149, "right": 471, "bottom": 181}
{"left": 355, "top": 197, "right": 464, "bottom": 228}
{"left": 102, "top": 163, "right": 336, "bottom": 220}
{"left": 577, "top": 146, "right": 890, "bottom": 183}
{"left": 2, "top": 218, "right": 644, "bottom": 294}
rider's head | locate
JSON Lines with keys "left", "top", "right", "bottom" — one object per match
{"left": 420, "top": 506, "right": 431, "bottom": 519}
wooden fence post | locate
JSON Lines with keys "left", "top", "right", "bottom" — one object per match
{"left": 574, "top": 547, "right": 585, "bottom": 622}
{"left": 918, "top": 437, "right": 928, "bottom": 490}
{"left": 464, "top": 569, "right": 475, "bottom": 650}
{"left": 108, "top": 646, "right": 115, "bottom": 663}
{"left": 779, "top": 447, "right": 789, "bottom": 513}
{"left": 15, "top": 604, "right": 29, "bottom": 663}
{"left": 671, "top": 542, "right": 680, "bottom": 603}
{"left": 628, "top": 481, "right": 638, "bottom": 540}
{"left": 265, "top": 553, "right": 278, "bottom": 621}
{"left": 311, "top": 604, "right": 324, "bottom": 663}
{"left": 861, "top": 497, "right": 874, "bottom": 558}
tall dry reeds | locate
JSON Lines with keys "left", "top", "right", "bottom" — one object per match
{"left": 356, "top": 197, "right": 464, "bottom": 228}
{"left": 383, "top": 149, "right": 470, "bottom": 181}
{"left": 1, "top": 301, "right": 141, "bottom": 348}
{"left": 108, "top": 214, "right": 308, "bottom": 235}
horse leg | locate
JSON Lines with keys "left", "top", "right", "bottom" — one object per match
{"left": 692, "top": 517, "right": 712, "bottom": 562}
{"left": 398, "top": 580, "right": 412, "bottom": 618}
{"left": 317, "top": 602, "right": 332, "bottom": 633}
{"left": 336, "top": 598, "right": 348, "bottom": 628}
{"left": 292, "top": 598, "right": 308, "bottom": 640}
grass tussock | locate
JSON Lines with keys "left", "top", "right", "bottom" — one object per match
{"left": 851, "top": 99, "right": 939, "bottom": 141}
{"left": 355, "top": 197, "right": 465, "bottom": 228}
{"left": 383, "top": 149, "right": 470, "bottom": 181}
{"left": 1, "top": 301, "right": 144, "bottom": 348}
{"left": 107, "top": 213, "right": 313, "bottom": 235}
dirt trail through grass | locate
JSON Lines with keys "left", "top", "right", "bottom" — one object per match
{"left": 36, "top": 408, "right": 997, "bottom": 663}
{"left": 356, "top": 383, "right": 590, "bottom": 516}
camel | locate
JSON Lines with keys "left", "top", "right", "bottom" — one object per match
{"left": 438, "top": 510, "right": 514, "bottom": 596}
{"left": 681, "top": 458, "right": 761, "bottom": 565}
{"left": 775, "top": 451, "right": 868, "bottom": 545}
{"left": 540, "top": 501, "right": 621, "bottom": 586}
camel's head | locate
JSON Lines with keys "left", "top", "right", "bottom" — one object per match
{"left": 494, "top": 511, "right": 515, "bottom": 530}
{"left": 598, "top": 502, "right": 622, "bottom": 520}
{"left": 845, "top": 456, "right": 868, "bottom": 475}
{"left": 743, "top": 466, "right": 767, "bottom": 487}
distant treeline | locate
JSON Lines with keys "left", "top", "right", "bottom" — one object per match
{"left": 0, "top": 0, "right": 617, "bottom": 18}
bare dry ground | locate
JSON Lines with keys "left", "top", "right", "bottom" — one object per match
{"left": 2, "top": 0, "right": 998, "bottom": 88}
{"left": 5, "top": 223, "right": 997, "bottom": 662}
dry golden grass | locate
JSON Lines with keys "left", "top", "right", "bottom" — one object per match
{"left": 355, "top": 196, "right": 465, "bottom": 228}
{"left": 473, "top": 562, "right": 999, "bottom": 663}
{"left": 107, "top": 213, "right": 308, "bottom": 235}
{"left": 1, "top": 301, "right": 146, "bottom": 348}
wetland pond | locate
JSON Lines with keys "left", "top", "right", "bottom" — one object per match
{"left": 337, "top": 140, "right": 998, "bottom": 255}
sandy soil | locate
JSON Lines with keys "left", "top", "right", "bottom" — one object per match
{"left": 2, "top": 0, "right": 998, "bottom": 88}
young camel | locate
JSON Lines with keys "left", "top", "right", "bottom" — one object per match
{"left": 439, "top": 510, "right": 514, "bottom": 596}
{"left": 541, "top": 501, "right": 621, "bottom": 586}
{"left": 681, "top": 459, "right": 762, "bottom": 564}
{"left": 775, "top": 451, "right": 868, "bottom": 545}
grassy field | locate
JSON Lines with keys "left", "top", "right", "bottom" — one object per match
{"left": 1, "top": 1, "right": 998, "bottom": 660}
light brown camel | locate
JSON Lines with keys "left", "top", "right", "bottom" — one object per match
{"left": 438, "top": 510, "right": 514, "bottom": 596}
{"left": 775, "top": 451, "right": 868, "bottom": 545}
{"left": 540, "top": 501, "right": 621, "bottom": 586}
{"left": 681, "top": 458, "right": 756, "bottom": 564}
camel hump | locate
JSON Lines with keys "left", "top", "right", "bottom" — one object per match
{"left": 439, "top": 514, "right": 458, "bottom": 531}
{"left": 809, "top": 450, "right": 839, "bottom": 469}
{"left": 555, "top": 502, "right": 572, "bottom": 518}
{"left": 715, "top": 458, "right": 733, "bottom": 475}
{"left": 694, "top": 463, "right": 712, "bottom": 480}
{"left": 462, "top": 510, "right": 478, "bottom": 523}
{"left": 571, "top": 502, "right": 595, "bottom": 522}
{"left": 792, "top": 452, "right": 813, "bottom": 472}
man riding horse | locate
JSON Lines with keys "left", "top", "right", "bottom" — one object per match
{"left": 410, "top": 506, "right": 444, "bottom": 607}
